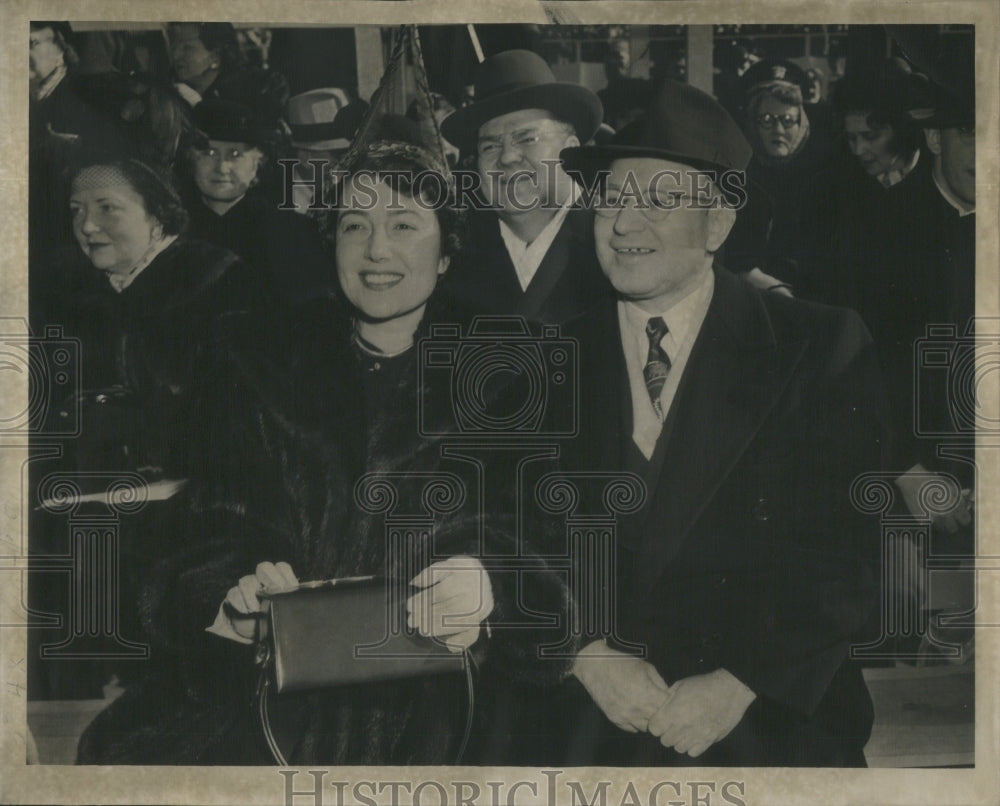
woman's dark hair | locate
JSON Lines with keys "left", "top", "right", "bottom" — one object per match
{"left": 68, "top": 154, "right": 190, "bottom": 236}
{"left": 331, "top": 140, "right": 465, "bottom": 260}
{"left": 30, "top": 21, "right": 79, "bottom": 69}
{"left": 168, "top": 22, "right": 244, "bottom": 74}
{"left": 832, "top": 58, "right": 928, "bottom": 157}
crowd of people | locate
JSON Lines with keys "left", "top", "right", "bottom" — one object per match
{"left": 26, "top": 22, "right": 976, "bottom": 767}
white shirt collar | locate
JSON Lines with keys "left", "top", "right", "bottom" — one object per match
{"left": 35, "top": 63, "right": 67, "bottom": 101}
{"left": 618, "top": 269, "right": 715, "bottom": 459}
{"left": 932, "top": 161, "right": 975, "bottom": 217}
{"left": 620, "top": 269, "right": 715, "bottom": 364}
{"left": 498, "top": 185, "right": 578, "bottom": 292}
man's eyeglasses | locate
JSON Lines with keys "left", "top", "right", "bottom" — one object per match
{"left": 595, "top": 191, "right": 695, "bottom": 221}
{"left": 755, "top": 113, "right": 801, "bottom": 130}
{"left": 477, "top": 125, "right": 568, "bottom": 161}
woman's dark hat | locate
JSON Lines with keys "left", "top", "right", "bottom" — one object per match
{"left": 440, "top": 49, "right": 603, "bottom": 153}
{"left": 560, "top": 79, "right": 752, "bottom": 185}
{"left": 191, "top": 98, "right": 275, "bottom": 148}
{"left": 738, "top": 59, "right": 810, "bottom": 103}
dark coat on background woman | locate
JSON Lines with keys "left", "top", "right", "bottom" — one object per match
{"left": 76, "top": 293, "right": 574, "bottom": 765}
{"left": 36, "top": 237, "right": 258, "bottom": 477}
{"left": 182, "top": 187, "right": 335, "bottom": 305}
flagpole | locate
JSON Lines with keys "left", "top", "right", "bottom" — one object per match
{"left": 467, "top": 23, "right": 485, "bottom": 63}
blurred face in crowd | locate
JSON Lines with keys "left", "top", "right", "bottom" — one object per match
{"left": 336, "top": 178, "right": 448, "bottom": 325}
{"left": 169, "top": 24, "right": 218, "bottom": 86}
{"left": 476, "top": 108, "right": 580, "bottom": 213}
{"left": 191, "top": 140, "right": 263, "bottom": 211}
{"left": 927, "top": 126, "right": 975, "bottom": 207}
{"left": 70, "top": 166, "right": 161, "bottom": 278}
{"left": 29, "top": 26, "right": 64, "bottom": 83}
{"left": 595, "top": 158, "right": 735, "bottom": 314}
{"left": 753, "top": 94, "right": 805, "bottom": 159}
{"left": 844, "top": 112, "right": 900, "bottom": 176}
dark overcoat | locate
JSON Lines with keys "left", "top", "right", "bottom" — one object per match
{"left": 529, "top": 266, "right": 890, "bottom": 766}
{"left": 443, "top": 205, "right": 613, "bottom": 325}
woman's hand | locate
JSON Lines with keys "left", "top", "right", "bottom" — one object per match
{"left": 223, "top": 561, "right": 299, "bottom": 641}
{"left": 407, "top": 556, "right": 494, "bottom": 652}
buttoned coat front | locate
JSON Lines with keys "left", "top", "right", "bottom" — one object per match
{"left": 527, "top": 266, "right": 890, "bottom": 766}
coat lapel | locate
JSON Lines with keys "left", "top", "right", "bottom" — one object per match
{"left": 519, "top": 208, "right": 583, "bottom": 320}
{"left": 478, "top": 214, "right": 525, "bottom": 307}
{"left": 633, "top": 269, "right": 810, "bottom": 591}
{"left": 564, "top": 300, "right": 626, "bottom": 476}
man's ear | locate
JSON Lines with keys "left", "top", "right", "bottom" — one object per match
{"left": 924, "top": 128, "right": 942, "bottom": 156}
{"left": 705, "top": 206, "right": 737, "bottom": 253}
{"left": 437, "top": 255, "right": 450, "bottom": 277}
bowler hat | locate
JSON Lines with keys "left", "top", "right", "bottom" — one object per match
{"left": 287, "top": 88, "right": 369, "bottom": 150}
{"left": 192, "top": 98, "right": 275, "bottom": 149}
{"left": 560, "top": 79, "right": 752, "bottom": 184}
{"left": 440, "top": 49, "right": 603, "bottom": 153}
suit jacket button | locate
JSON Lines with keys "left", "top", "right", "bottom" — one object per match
{"left": 713, "top": 574, "right": 727, "bottom": 587}
{"left": 752, "top": 498, "right": 771, "bottom": 522}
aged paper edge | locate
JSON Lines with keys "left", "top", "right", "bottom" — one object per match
{"left": 1, "top": 1, "right": 998, "bottom": 804}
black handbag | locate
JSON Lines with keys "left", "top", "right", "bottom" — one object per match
{"left": 252, "top": 575, "right": 473, "bottom": 765}
{"left": 258, "top": 575, "right": 465, "bottom": 692}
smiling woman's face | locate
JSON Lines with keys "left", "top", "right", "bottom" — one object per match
{"left": 335, "top": 178, "right": 448, "bottom": 323}
{"left": 70, "top": 166, "right": 159, "bottom": 277}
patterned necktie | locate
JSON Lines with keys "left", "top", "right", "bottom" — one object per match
{"left": 643, "top": 316, "right": 671, "bottom": 420}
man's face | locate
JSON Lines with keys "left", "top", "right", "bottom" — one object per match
{"left": 29, "top": 27, "right": 64, "bottom": 82}
{"left": 476, "top": 108, "right": 579, "bottom": 213}
{"left": 594, "top": 158, "right": 733, "bottom": 313}
{"left": 190, "top": 140, "right": 263, "bottom": 205}
{"left": 938, "top": 126, "right": 975, "bottom": 206}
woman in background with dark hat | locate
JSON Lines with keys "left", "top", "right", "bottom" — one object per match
{"left": 180, "top": 98, "right": 335, "bottom": 305}
{"left": 722, "top": 59, "right": 838, "bottom": 297}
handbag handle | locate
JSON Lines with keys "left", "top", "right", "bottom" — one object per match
{"left": 253, "top": 636, "right": 478, "bottom": 766}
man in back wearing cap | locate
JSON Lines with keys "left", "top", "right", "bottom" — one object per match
{"left": 180, "top": 98, "right": 334, "bottom": 305}
{"left": 538, "top": 80, "right": 888, "bottom": 766}
{"left": 872, "top": 32, "right": 977, "bottom": 570}
{"left": 284, "top": 87, "right": 368, "bottom": 213}
{"left": 440, "top": 49, "right": 613, "bottom": 324}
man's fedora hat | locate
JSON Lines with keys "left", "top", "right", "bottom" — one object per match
{"left": 440, "top": 49, "right": 603, "bottom": 153}
{"left": 287, "top": 88, "right": 369, "bottom": 151}
{"left": 560, "top": 79, "right": 752, "bottom": 184}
